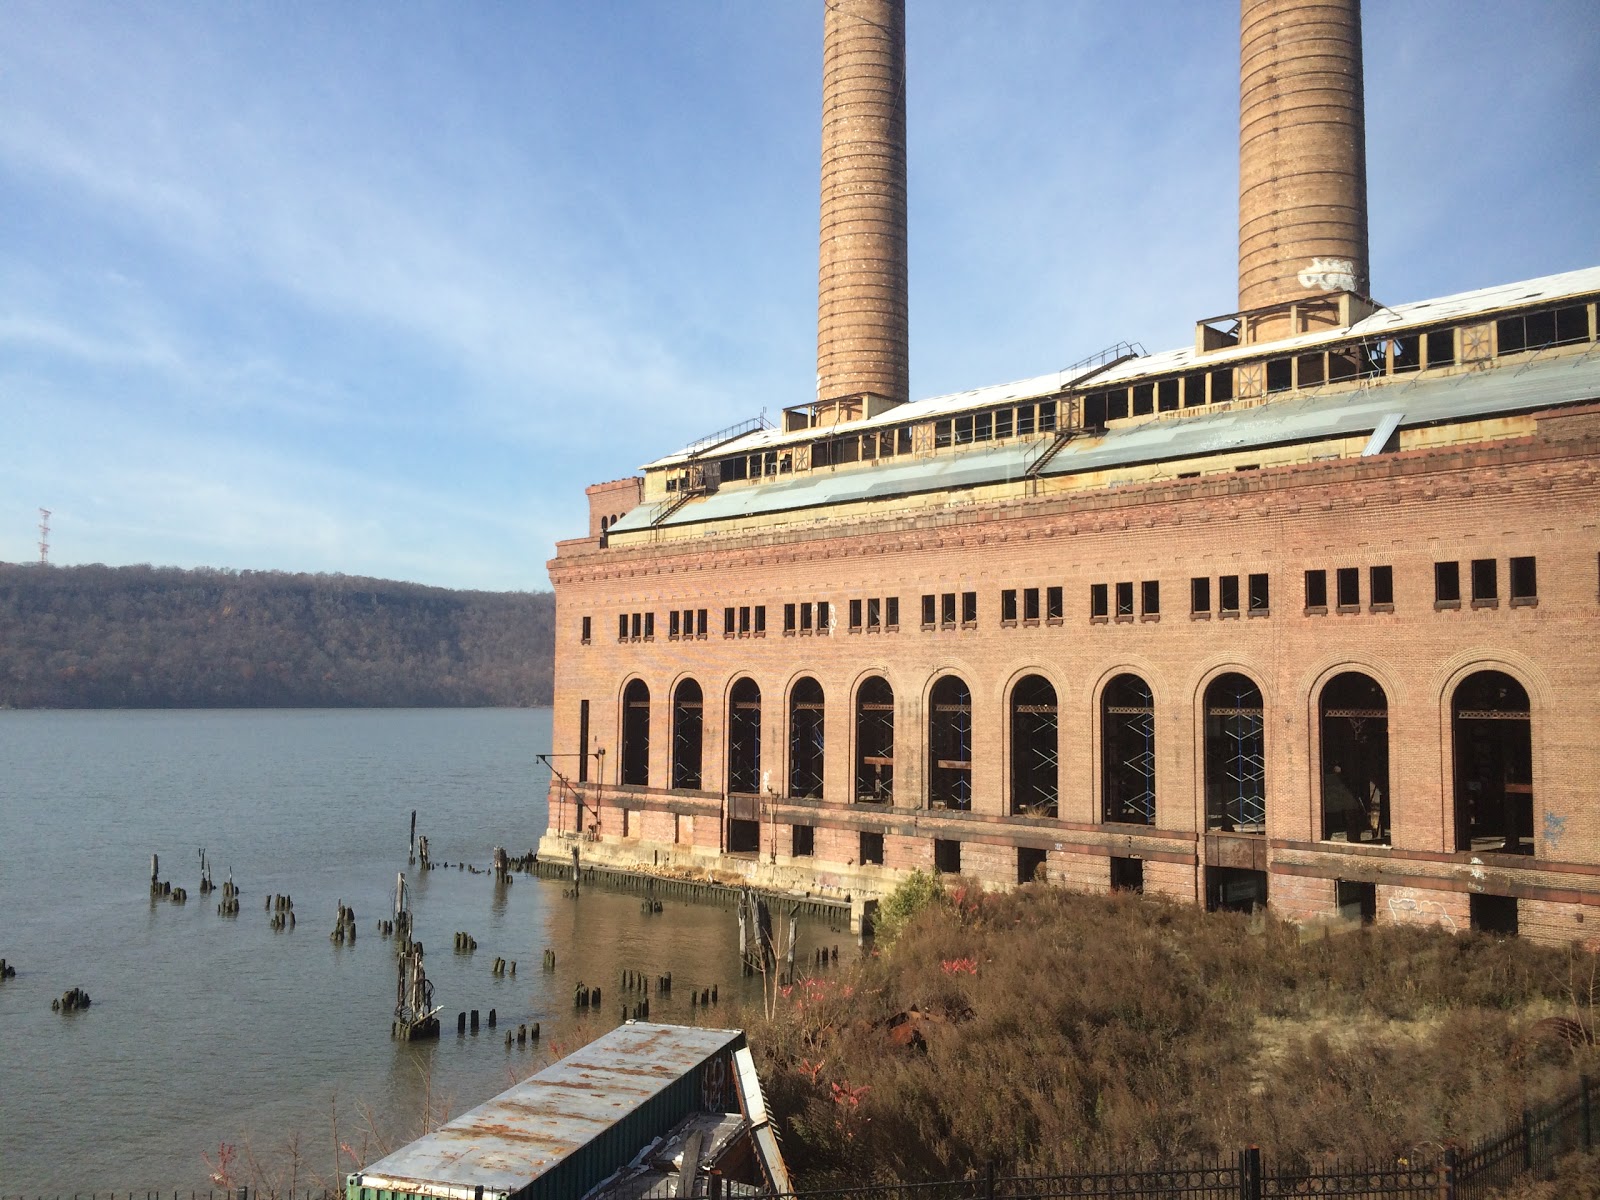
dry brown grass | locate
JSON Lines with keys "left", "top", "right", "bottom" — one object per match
{"left": 742, "top": 884, "right": 1599, "bottom": 1186}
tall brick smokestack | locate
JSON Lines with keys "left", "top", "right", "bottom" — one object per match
{"left": 1238, "top": 0, "right": 1370, "bottom": 313}
{"left": 817, "top": 0, "right": 908, "bottom": 413}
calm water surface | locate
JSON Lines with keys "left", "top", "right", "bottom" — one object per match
{"left": 0, "top": 710, "right": 840, "bottom": 1193}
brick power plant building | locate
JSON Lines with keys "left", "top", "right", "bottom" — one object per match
{"left": 541, "top": 0, "right": 1600, "bottom": 943}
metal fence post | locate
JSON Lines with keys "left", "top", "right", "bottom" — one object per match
{"left": 1521, "top": 1108, "right": 1534, "bottom": 1172}
{"left": 1440, "top": 1146, "right": 1456, "bottom": 1200}
{"left": 984, "top": 1160, "right": 996, "bottom": 1200}
{"left": 1238, "top": 1146, "right": 1261, "bottom": 1200}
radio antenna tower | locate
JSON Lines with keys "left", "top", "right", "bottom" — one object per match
{"left": 38, "top": 508, "right": 51, "bottom": 565}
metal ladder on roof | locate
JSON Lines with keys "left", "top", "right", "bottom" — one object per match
{"left": 1025, "top": 345, "right": 1146, "bottom": 478}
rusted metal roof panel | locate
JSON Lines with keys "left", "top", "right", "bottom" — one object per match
{"left": 348, "top": 1023, "right": 746, "bottom": 1200}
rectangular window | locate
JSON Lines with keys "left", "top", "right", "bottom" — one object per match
{"left": 697, "top": 608, "right": 708, "bottom": 637}
{"left": 849, "top": 598, "right": 863, "bottom": 630}
{"left": 962, "top": 591, "right": 978, "bottom": 625}
{"left": 1023, "top": 587, "right": 1040, "bottom": 622}
{"left": 1248, "top": 573, "right": 1269, "bottom": 614}
{"left": 1391, "top": 334, "right": 1422, "bottom": 373}
{"left": 1471, "top": 558, "right": 1498, "bottom": 605}
{"left": 1305, "top": 569, "right": 1328, "bottom": 611}
{"left": 739, "top": 606, "right": 751, "bottom": 634}
{"left": 1132, "top": 382, "right": 1154, "bottom": 416}
{"left": 1038, "top": 400, "right": 1057, "bottom": 433}
{"left": 955, "top": 415, "right": 973, "bottom": 444}
{"left": 934, "top": 420, "right": 953, "bottom": 449}
{"left": 582, "top": 616, "right": 592, "bottom": 644}
{"left": 1091, "top": 582, "right": 1109, "bottom": 620}
{"left": 860, "top": 831, "right": 884, "bottom": 866}
{"left": 1425, "top": 329, "right": 1455, "bottom": 368}
{"left": 723, "top": 606, "right": 736, "bottom": 636}
{"left": 783, "top": 603, "right": 796, "bottom": 633}
{"left": 816, "top": 601, "right": 830, "bottom": 632}
{"left": 1001, "top": 588, "right": 1018, "bottom": 624}
{"left": 974, "top": 412, "right": 992, "bottom": 441}
{"left": 866, "top": 597, "right": 881, "bottom": 630}
{"left": 792, "top": 824, "right": 814, "bottom": 857}
{"left": 578, "top": 699, "right": 590, "bottom": 783}
{"left": 643, "top": 612, "right": 655, "bottom": 640}
{"left": 1435, "top": 562, "right": 1461, "bottom": 607}
{"left": 1219, "top": 575, "right": 1240, "bottom": 615}
{"left": 1370, "top": 565, "right": 1394, "bottom": 608}
{"left": 934, "top": 839, "right": 962, "bottom": 875}
{"left": 1211, "top": 368, "right": 1234, "bottom": 404}
{"left": 631, "top": 612, "right": 643, "bottom": 639}
{"left": 995, "top": 409, "right": 1014, "bottom": 438}
{"left": 922, "top": 593, "right": 936, "bottom": 628}
{"left": 886, "top": 597, "right": 899, "bottom": 629}
{"left": 1266, "top": 358, "right": 1293, "bottom": 393}
{"left": 1115, "top": 581, "right": 1134, "bottom": 618}
{"left": 1510, "top": 556, "right": 1537, "bottom": 603}
{"left": 1191, "top": 576, "right": 1212, "bottom": 616}
{"left": 669, "top": 610, "right": 681, "bottom": 639}
{"left": 1016, "top": 405, "right": 1035, "bottom": 436}
{"left": 1336, "top": 567, "right": 1360, "bottom": 610}
{"left": 753, "top": 606, "right": 766, "bottom": 635}
{"left": 941, "top": 592, "right": 957, "bottom": 628}
{"left": 1183, "top": 373, "right": 1207, "bottom": 407}
{"left": 800, "top": 602, "right": 813, "bottom": 632}
{"left": 1158, "top": 378, "right": 1179, "bottom": 412}
{"left": 1141, "top": 580, "right": 1160, "bottom": 617}
{"left": 1046, "top": 586, "right": 1063, "bottom": 621}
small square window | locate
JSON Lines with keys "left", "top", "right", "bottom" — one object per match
{"left": 1435, "top": 562, "right": 1461, "bottom": 607}
{"left": 1219, "top": 575, "right": 1240, "bottom": 615}
{"left": 922, "top": 594, "right": 936, "bottom": 628}
{"left": 783, "top": 603, "right": 796, "bottom": 633}
{"left": 1090, "top": 583, "right": 1109, "bottom": 620}
{"left": 1336, "top": 567, "right": 1360, "bottom": 610}
{"left": 962, "top": 591, "right": 977, "bottom": 625}
{"left": 791, "top": 824, "right": 814, "bottom": 857}
{"left": 1115, "top": 581, "right": 1134, "bottom": 618}
{"left": 934, "top": 839, "right": 962, "bottom": 875}
{"left": 582, "top": 616, "right": 592, "bottom": 644}
{"left": 1191, "top": 576, "right": 1211, "bottom": 616}
{"left": 1304, "top": 570, "right": 1328, "bottom": 611}
{"left": 860, "top": 831, "right": 884, "bottom": 866}
{"left": 739, "top": 606, "right": 751, "bottom": 634}
{"left": 631, "top": 612, "right": 643, "bottom": 639}
{"left": 753, "top": 606, "right": 765, "bottom": 635}
{"left": 618, "top": 614, "right": 628, "bottom": 641}
{"left": 816, "top": 601, "right": 830, "bottom": 632}
{"left": 941, "top": 592, "right": 957, "bottom": 627}
{"left": 1370, "top": 565, "right": 1394, "bottom": 608}
{"left": 886, "top": 596, "right": 900, "bottom": 628}
{"left": 1509, "top": 556, "right": 1537, "bottom": 603}
{"left": 1471, "top": 558, "right": 1498, "bottom": 605}
{"left": 1425, "top": 329, "right": 1455, "bottom": 369}
{"left": 866, "top": 597, "right": 881, "bottom": 630}
{"left": 643, "top": 612, "right": 655, "bottom": 640}
{"left": 669, "top": 610, "right": 681, "bottom": 639}
{"left": 1023, "top": 587, "right": 1040, "bottom": 621}
{"left": 1046, "top": 586, "right": 1063, "bottom": 621}
{"left": 1001, "top": 589, "right": 1018, "bottom": 623}
{"left": 723, "top": 606, "right": 736, "bottom": 636}
{"left": 1141, "top": 580, "right": 1160, "bottom": 617}
{"left": 1248, "top": 573, "right": 1269, "bottom": 614}
{"left": 849, "top": 598, "right": 863, "bottom": 630}
{"left": 800, "top": 602, "right": 813, "bottom": 632}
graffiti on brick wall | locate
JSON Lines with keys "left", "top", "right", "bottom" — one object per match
{"left": 1386, "top": 887, "right": 1458, "bottom": 933}
{"left": 1542, "top": 811, "right": 1567, "bottom": 854}
{"left": 1297, "top": 257, "right": 1357, "bottom": 292}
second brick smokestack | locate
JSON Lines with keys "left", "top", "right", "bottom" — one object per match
{"left": 1238, "top": 0, "right": 1370, "bottom": 316}
{"left": 817, "top": 0, "right": 908, "bottom": 414}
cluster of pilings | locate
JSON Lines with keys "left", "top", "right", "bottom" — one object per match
{"left": 574, "top": 983, "right": 602, "bottom": 1009}
{"left": 217, "top": 879, "right": 241, "bottom": 917}
{"left": 52, "top": 987, "right": 91, "bottom": 1012}
{"left": 620, "top": 968, "right": 671, "bottom": 995}
{"left": 491, "top": 956, "right": 515, "bottom": 977}
{"left": 503, "top": 1021, "right": 540, "bottom": 1047}
{"left": 0, "top": 958, "right": 15, "bottom": 980}
{"left": 330, "top": 902, "right": 357, "bottom": 943}
{"left": 689, "top": 985, "right": 720, "bottom": 1008}
{"left": 454, "top": 931, "right": 477, "bottom": 952}
{"left": 542, "top": 948, "right": 557, "bottom": 970}
{"left": 376, "top": 918, "right": 397, "bottom": 937}
{"left": 267, "top": 892, "right": 296, "bottom": 932}
{"left": 623, "top": 996, "right": 651, "bottom": 1021}
{"left": 455, "top": 1007, "right": 498, "bottom": 1034}
{"left": 198, "top": 848, "right": 214, "bottom": 895}
{"left": 640, "top": 899, "right": 663, "bottom": 914}
{"left": 814, "top": 945, "right": 841, "bottom": 967}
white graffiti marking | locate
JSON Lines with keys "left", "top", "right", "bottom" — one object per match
{"left": 1386, "top": 887, "right": 1458, "bottom": 933}
{"left": 1297, "top": 257, "right": 1357, "bottom": 292}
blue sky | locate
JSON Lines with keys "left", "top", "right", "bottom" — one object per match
{"left": 3, "top": 2, "right": 1595, "bottom": 591}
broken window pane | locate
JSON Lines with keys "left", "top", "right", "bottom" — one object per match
{"left": 1320, "top": 672, "right": 1388, "bottom": 844}
{"left": 1452, "top": 671, "right": 1532, "bottom": 855}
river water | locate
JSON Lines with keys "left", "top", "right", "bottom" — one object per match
{"left": 0, "top": 710, "right": 841, "bottom": 1193}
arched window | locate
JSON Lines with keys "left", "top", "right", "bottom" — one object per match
{"left": 1010, "top": 675, "right": 1058, "bottom": 816}
{"left": 671, "top": 679, "right": 703, "bottom": 790}
{"left": 1204, "top": 673, "right": 1265, "bottom": 833}
{"left": 621, "top": 679, "right": 650, "bottom": 787}
{"left": 855, "top": 676, "right": 894, "bottom": 803}
{"left": 788, "top": 677, "right": 825, "bottom": 798}
{"left": 1319, "top": 672, "right": 1389, "bottom": 844}
{"left": 727, "top": 678, "right": 762, "bottom": 795}
{"left": 1102, "top": 673, "right": 1155, "bottom": 825}
{"left": 1453, "top": 671, "right": 1532, "bottom": 855}
{"left": 928, "top": 675, "right": 973, "bottom": 811}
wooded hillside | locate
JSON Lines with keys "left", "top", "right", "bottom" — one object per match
{"left": 0, "top": 563, "right": 554, "bottom": 708}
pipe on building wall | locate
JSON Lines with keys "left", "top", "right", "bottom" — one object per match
{"left": 1238, "top": 0, "right": 1370, "bottom": 314}
{"left": 817, "top": 0, "right": 909, "bottom": 409}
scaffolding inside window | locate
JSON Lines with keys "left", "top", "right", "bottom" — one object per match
{"left": 929, "top": 675, "right": 973, "bottom": 810}
{"left": 855, "top": 676, "right": 895, "bottom": 803}
{"left": 1010, "top": 674, "right": 1058, "bottom": 817}
{"left": 1319, "top": 672, "right": 1388, "bottom": 844}
{"left": 1205, "top": 673, "right": 1265, "bottom": 832}
{"left": 621, "top": 679, "right": 650, "bottom": 787}
{"left": 1103, "top": 673, "right": 1155, "bottom": 825}
{"left": 788, "top": 677, "right": 825, "bottom": 799}
{"left": 727, "top": 678, "right": 762, "bottom": 795}
{"left": 671, "top": 678, "right": 703, "bottom": 791}
{"left": 1453, "top": 671, "right": 1533, "bottom": 855}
